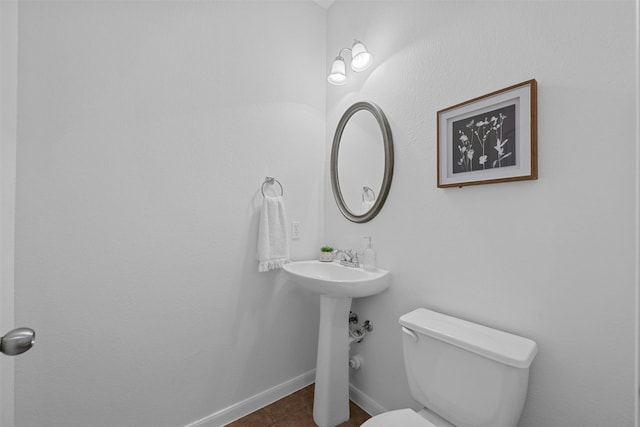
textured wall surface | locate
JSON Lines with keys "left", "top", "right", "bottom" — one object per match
{"left": 7, "top": 1, "right": 638, "bottom": 426}
{"left": 14, "top": 2, "right": 325, "bottom": 426}
{"left": 1, "top": 2, "right": 18, "bottom": 425}
{"left": 326, "top": 1, "right": 637, "bottom": 426}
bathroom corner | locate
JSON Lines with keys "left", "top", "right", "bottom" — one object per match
{"left": 326, "top": 1, "right": 637, "bottom": 426}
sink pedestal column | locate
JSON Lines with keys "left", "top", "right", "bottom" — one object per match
{"left": 313, "top": 295, "right": 352, "bottom": 427}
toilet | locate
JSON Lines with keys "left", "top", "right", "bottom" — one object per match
{"left": 362, "top": 308, "right": 537, "bottom": 427}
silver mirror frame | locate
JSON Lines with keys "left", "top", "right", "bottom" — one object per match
{"left": 330, "top": 101, "right": 394, "bottom": 223}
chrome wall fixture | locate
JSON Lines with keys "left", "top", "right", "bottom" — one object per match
{"left": 1, "top": 327, "right": 35, "bottom": 356}
{"left": 327, "top": 39, "right": 373, "bottom": 85}
{"left": 261, "top": 176, "right": 284, "bottom": 198}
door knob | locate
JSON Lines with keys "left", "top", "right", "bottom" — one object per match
{"left": 1, "top": 327, "right": 35, "bottom": 356}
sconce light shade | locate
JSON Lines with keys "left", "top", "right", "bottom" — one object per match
{"left": 327, "top": 39, "right": 373, "bottom": 85}
{"left": 327, "top": 56, "right": 347, "bottom": 85}
{"left": 350, "top": 40, "right": 373, "bottom": 72}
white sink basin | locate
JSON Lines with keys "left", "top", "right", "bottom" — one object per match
{"left": 283, "top": 260, "right": 390, "bottom": 298}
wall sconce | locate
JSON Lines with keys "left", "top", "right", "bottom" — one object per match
{"left": 327, "top": 39, "right": 373, "bottom": 85}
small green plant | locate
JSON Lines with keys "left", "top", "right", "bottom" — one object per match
{"left": 320, "top": 246, "right": 334, "bottom": 252}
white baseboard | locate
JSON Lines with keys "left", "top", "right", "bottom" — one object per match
{"left": 349, "top": 383, "right": 387, "bottom": 417}
{"left": 185, "top": 370, "right": 316, "bottom": 427}
{"left": 184, "top": 371, "right": 388, "bottom": 427}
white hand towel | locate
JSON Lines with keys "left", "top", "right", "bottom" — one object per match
{"left": 257, "top": 195, "right": 290, "bottom": 272}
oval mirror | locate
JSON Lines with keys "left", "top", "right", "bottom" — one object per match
{"left": 330, "top": 102, "right": 394, "bottom": 223}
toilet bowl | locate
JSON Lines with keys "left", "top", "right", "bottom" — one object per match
{"left": 362, "top": 308, "right": 537, "bottom": 427}
{"left": 362, "top": 407, "right": 458, "bottom": 427}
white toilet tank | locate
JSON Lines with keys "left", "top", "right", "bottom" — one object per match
{"left": 399, "top": 308, "right": 537, "bottom": 427}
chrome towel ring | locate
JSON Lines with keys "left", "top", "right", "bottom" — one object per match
{"left": 362, "top": 186, "right": 376, "bottom": 202}
{"left": 261, "top": 177, "right": 284, "bottom": 197}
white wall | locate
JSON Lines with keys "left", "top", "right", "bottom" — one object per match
{"left": 0, "top": 1, "right": 18, "bottom": 425}
{"left": 10, "top": 1, "right": 639, "bottom": 426}
{"left": 326, "top": 1, "right": 637, "bottom": 426}
{"left": 14, "top": 2, "right": 325, "bottom": 426}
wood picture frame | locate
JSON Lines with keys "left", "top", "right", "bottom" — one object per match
{"left": 437, "top": 79, "right": 537, "bottom": 188}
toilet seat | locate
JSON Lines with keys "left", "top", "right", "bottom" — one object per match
{"left": 361, "top": 408, "right": 437, "bottom": 427}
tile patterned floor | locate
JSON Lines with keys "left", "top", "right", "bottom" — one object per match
{"left": 226, "top": 384, "right": 371, "bottom": 427}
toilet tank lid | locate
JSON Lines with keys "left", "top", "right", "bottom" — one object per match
{"left": 399, "top": 308, "right": 538, "bottom": 368}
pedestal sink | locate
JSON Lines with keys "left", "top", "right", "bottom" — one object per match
{"left": 283, "top": 260, "right": 391, "bottom": 427}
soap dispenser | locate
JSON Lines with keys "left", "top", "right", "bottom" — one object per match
{"left": 363, "top": 236, "right": 377, "bottom": 271}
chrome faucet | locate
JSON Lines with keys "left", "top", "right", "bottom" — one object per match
{"left": 334, "top": 249, "right": 360, "bottom": 268}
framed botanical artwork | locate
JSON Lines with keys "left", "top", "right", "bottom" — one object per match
{"left": 437, "top": 79, "right": 537, "bottom": 188}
